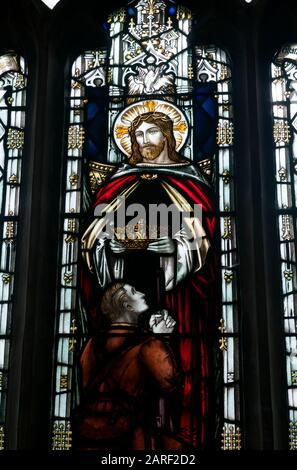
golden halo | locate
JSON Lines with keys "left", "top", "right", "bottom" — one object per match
{"left": 113, "top": 100, "right": 189, "bottom": 157}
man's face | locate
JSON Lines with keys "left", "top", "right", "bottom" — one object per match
{"left": 123, "top": 284, "right": 148, "bottom": 314}
{"left": 135, "top": 121, "right": 165, "bottom": 161}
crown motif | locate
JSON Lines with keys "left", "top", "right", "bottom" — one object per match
{"left": 113, "top": 220, "right": 169, "bottom": 250}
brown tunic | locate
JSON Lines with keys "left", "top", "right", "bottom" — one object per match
{"left": 72, "top": 327, "right": 181, "bottom": 450}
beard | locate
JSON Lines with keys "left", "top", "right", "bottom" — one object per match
{"left": 139, "top": 140, "right": 165, "bottom": 161}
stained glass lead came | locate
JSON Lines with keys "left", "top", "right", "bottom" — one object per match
{"left": 52, "top": 2, "right": 241, "bottom": 451}
{"left": 0, "top": 54, "right": 27, "bottom": 450}
{"left": 272, "top": 43, "right": 297, "bottom": 447}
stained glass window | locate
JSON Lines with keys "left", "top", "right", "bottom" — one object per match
{"left": 195, "top": 46, "right": 241, "bottom": 449}
{"left": 0, "top": 53, "right": 27, "bottom": 451}
{"left": 51, "top": 49, "right": 109, "bottom": 450}
{"left": 51, "top": 0, "right": 241, "bottom": 451}
{"left": 271, "top": 44, "right": 297, "bottom": 450}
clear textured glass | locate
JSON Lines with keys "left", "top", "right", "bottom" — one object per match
{"left": 0, "top": 54, "right": 27, "bottom": 448}
{"left": 272, "top": 43, "right": 297, "bottom": 448}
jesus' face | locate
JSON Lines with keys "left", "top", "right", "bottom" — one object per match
{"left": 134, "top": 121, "right": 166, "bottom": 161}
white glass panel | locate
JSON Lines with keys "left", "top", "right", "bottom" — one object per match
{"left": 277, "top": 183, "right": 291, "bottom": 208}
{"left": 41, "top": 0, "right": 61, "bottom": 10}
{"left": 0, "top": 303, "right": 8, "bottom": 336}
{"left": 59, "top": 288, "right": 75, "bottom": 312}
{"left": 283, "top": 294, "right": 294, "bottom": 317}
{"left": 223, "top": 304, "right": 234, "bottom": 333}
{"left": 288, "top": 389, "right": 297, "bottom": 408}
{"left": 284, "top": 318, "right": 296, "bottom": 334}
{"left": 66, "top": 161, "right": 81, "bottom": 191}
{"left": 58, "top": 312, "right": 71, "bottom": 335}
{"left": 227, "top": 337, "right": 234, "bottom": 373}
{"left": 65, "top": 192, "right": 81, "bottom": 213}
{"left": 57, "top": 338, "right": 70, "bottom": 364}
{"left": 0, "top": 339, "right": 5, "bottom": 368}
{"left": 224, "top": 386, "right": 235, "bottom": 421}
{"left": 286, "top": 336, "right": 297, "bottom": 355}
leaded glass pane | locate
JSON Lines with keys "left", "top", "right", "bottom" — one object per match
{"left": 0, "top": 53, "right": 27, "bottom": 450}
{"left": 272, "top": 44, "right": 297, "bottom": 449}
{"left": 52, "top": 1, "right": 241, "bottom": 451}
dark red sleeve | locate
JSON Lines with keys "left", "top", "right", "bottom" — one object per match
{"left": 92, "top": 175, "right": 138, "bottom": 207}
{"left": 165, "top": 176, "right": 216, "bottom": 240}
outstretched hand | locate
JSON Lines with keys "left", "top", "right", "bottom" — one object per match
{"left": 109, "top": 239, "right": 126, "bottom": 254}
{"left": 149, "top": 309, "right": 176, "bottom": 334}
{"left": 147, "top": 237, "right": 175, "bottom": 254}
